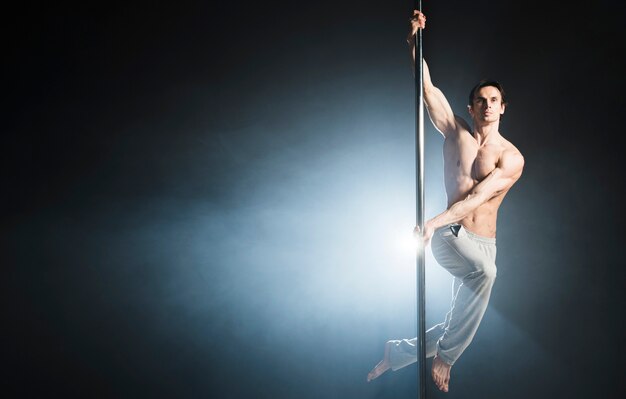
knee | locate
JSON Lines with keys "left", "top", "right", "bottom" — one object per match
{"left": 475, "top": 260, "right": 497, "bottom": 281}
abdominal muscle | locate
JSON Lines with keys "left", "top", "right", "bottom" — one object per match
{"left": 446, "top": 187, "right": 506, "bottom": 238}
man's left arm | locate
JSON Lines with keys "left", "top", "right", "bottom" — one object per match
{"left": 425, "top": 150, "right": 525, "bottom": 234}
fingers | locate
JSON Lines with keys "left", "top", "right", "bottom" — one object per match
{"left": 410, "top": 9, "right": 426, "bottom": 22}
{"left": 408, "top": 12, "right": 423, "bottom": 34}
{"left": 413, "top": 227, "right": 423, "bottom": 241}
{"left": 408, "top": 10, "right": 426, "bottom": 34}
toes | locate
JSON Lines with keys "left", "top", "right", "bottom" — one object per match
{"left": 367, "top": 363, "right": 386, "bottom": 382}
{"left": 442, "top": 372, "right": 450, "bottom": 391}
{"left": 431, "top": 371, "right": 441, "bottom": 387}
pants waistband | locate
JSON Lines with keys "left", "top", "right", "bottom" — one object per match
{"left": 441, "top": 223, "right": 496, "bottom": 244}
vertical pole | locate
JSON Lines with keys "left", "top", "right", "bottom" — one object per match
{"left": 413, "top": 1, "right": 426, "bottom": 398}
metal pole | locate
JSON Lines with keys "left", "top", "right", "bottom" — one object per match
{"left": 413, "top": 1, "right": 426, "bottom": 398}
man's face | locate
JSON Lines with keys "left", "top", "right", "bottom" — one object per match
{"left": 468, "top": 86, "right": 505, "bottom": 123}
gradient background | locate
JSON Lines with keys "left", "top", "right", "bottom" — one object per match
{"left": 4, "top": 1, "right": 625, "bottom": 398}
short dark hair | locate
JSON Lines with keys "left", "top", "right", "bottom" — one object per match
{"left": 468, "top": 80, "right": 507, "bottom": 106}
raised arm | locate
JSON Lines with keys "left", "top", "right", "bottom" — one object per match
{"left": 408, "top": 10, "right": 469, "bottom": 138}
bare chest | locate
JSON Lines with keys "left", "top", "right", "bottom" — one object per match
{"left": 445, "top": 139, "right": 501, "bottom": 184}
{"left": 471, "top": 146, "right": 500, "bottom": 180}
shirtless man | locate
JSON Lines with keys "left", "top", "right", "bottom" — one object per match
{"left": 367, "top": 10, "right": 524, "bottom": 392}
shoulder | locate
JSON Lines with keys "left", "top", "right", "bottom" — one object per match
{"left": 499, "top": 144, "right": 524, "bottom": 177}
{"left": 455, "top": 115, "right": 472, "bottom": 134}
{"left": 446, "top": 115, "right": 471, "bottom": 139}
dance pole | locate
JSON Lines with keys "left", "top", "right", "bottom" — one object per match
{"left": 413, "top": 1, "right": 426, "bottom": 398}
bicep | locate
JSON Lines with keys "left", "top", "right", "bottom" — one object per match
{"left": 424, "top": 86, "right": 459, "bottom": 137}
{"left": 472, "top": 153, "right": 525, "bottom": 201}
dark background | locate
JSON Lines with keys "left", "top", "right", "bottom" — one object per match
{"left": 4, "top": 1, "right": 625, "bottom": 398}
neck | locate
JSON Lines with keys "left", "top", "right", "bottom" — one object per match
{"left": 472, "top": 122, "right": 500, "bottom": 144}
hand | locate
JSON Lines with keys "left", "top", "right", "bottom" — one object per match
{"left": 413, "top": 221, "right": 435, "bottom": 248}
{"left": 407, "top": 10, "right": 426, "bottom": 43}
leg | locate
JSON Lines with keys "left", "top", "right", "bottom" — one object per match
{"left": 368, "top": 225, "right": 497, "bottom": 390}
{"left": 429, "top": 225, "right": 498, "bottom": 391}
{"left": 429, "top": 276, "right": 461, "bottom": 392}
{"left": 366, "top": 324, "right": 442, "bottom": 382}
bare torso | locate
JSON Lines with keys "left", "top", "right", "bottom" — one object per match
{"left": 443, "top": 127, "right": 518, "bottom": 238}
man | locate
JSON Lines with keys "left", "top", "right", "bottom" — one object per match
{"left": 367, "top": 10, "right": 524, "bottom": 392}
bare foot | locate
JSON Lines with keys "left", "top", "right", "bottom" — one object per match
{"left": 367, "top": 341, "right": 393, "bottom": 382}
{"left": 431, "top": 355, "right": 452, "bottom": 392}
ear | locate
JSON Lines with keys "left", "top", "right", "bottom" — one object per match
{"left": 500, "top": 103, "right": 506, "bottom": 115}
{"left": 467, "top": 104, "right": 473, "bottom": 116}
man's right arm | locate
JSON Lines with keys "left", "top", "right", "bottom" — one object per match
{"left": 422, "top": 59, "right": 459, "bottom": 137}
{"left": 408, "top": 12, "right": 465, "bottom": 138}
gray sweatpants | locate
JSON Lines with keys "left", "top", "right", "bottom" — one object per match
{"left": 389, "top": 223, "right": 497, "bottom": 368}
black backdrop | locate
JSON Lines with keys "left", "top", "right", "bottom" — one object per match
{"left": 4, "top": 1, "right": 625, "bottom": 398}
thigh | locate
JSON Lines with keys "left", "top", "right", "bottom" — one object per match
{"left": 431, "top": 225, "right": 490, "bottom": 278}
